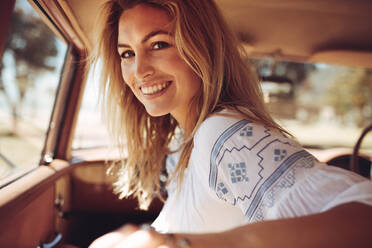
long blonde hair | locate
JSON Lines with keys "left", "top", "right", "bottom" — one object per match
{"left": 91, "top": 0, "right": 287, "bottom": 210}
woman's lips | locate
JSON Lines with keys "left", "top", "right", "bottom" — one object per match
{"left": 140, "top": 81, "right": 171, "bottom": 95}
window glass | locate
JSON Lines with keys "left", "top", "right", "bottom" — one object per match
{"left": 73, "top": 64, "right": 110, "bottom": 150}
{"left": 251, "top": 58, "right": 372, "bottom": 151}
{"left": 0, "top": 0, "right": 67, "bottom": 180}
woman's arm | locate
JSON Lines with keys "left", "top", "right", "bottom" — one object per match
{"left": 187, "top": 202, "right": 372, "bottom": 248}
{"left": 89, "top": 202, "right": 372, "bottom": 248}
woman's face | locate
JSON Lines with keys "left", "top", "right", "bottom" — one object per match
{"left": 117, "top": 4, "right": 201, "bottom": 127}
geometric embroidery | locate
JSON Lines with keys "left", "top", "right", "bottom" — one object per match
{"left": 250, "top": 152, "right": 316, "bottom": 222}
{"left": 216, "top": 182, "right": 229, "bottom": 200}
{"left": 228, "top": 162, "right": 249, "bottom": 183}
{"left": 274, "top": 149, "right": 287, "bottom": 161}
{"left": 240, "top": 126, "right": 253, "bottom": 137}
{"left": 277, "top": 169, "right": 295, "bottom": 188}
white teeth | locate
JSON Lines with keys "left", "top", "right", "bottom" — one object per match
{"left": 141, "top": 82, "right": 169, "bottom": 95}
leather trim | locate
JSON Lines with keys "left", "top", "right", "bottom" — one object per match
{"left": 0, "top": 160, "right": 70, "bottom": 215}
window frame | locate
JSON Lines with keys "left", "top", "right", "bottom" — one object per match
{"left": 0, "top": 0, "right": 88, "bottom": 188}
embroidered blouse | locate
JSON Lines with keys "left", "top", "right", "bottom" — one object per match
{"left": 152, "top": 110, "right": 372, "bottom": 233}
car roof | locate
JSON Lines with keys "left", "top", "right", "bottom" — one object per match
{"left": 39, "top": 0, "right": 372, "bottom": 68}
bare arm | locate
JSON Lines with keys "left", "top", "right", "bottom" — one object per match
{"left": 89, "top": 202, "right": 372, "bottom": 248}
{"left": 183, "top": 203, "right": 372, "bottom": 248}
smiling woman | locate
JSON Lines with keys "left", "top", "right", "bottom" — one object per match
{"left": 117, "top": 4, "right": 201, "bottom": 125}
{"left": 87, "top": 0, "right": 372, "bottom": 247}
{"left": 1, "top": 0, "right": 371, "bottom": 247}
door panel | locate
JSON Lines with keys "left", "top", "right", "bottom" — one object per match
{"left": 0, "top": 158, "right": 163, "bottom": 248}
{"left": 0, "top": 168, "right": 57, "bottom": 248}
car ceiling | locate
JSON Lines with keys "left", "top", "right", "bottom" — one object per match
{"left": 49, "top": 0, "right": 372, "bottom": 68}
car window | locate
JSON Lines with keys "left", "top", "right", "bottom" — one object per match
{"left": 73, "top": 64, "right": 110, "bottom": 150}
{"left": 0, "top": 0, "right": 67, "bottom": 182}
{"left": 252, "top": 58, "right": 372, "bottom": 151}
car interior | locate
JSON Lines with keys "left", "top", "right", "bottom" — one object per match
{"left": 0, "top": 0, "right": 371, "bottom": 247}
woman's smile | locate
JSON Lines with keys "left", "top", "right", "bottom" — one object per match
{"left": 117, "top": 4, "right": 201, "bottom": 128}
{"left": 139, "top": 81, "right": 172, "bottom": 97}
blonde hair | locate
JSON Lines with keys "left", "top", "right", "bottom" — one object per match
{"left": 91, "top": 0, "right": 287, "bottom": 210}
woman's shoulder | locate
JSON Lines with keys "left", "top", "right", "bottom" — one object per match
{"left": 194, "top": 108, "right": 287, "bottom": 145}
{"left": 196, "top": 109, "right": 245, "bottom": 135}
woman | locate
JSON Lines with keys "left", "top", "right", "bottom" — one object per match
{"left": 89, "top": 0, "right": 372, "bottom": 247}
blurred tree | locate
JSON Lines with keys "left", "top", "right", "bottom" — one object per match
{"left": 326, "top": 69, "right": 372, "bottom": 127}
{"left": 0, "top": 7, "right": 57, "bottom": 135}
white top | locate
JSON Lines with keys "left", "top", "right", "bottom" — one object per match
{"left": 152, "top": 110, "right": 372, "bottom": 233}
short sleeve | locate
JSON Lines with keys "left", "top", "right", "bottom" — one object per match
{"left": 201, "top": 114, "right": 372, "bottom": 223}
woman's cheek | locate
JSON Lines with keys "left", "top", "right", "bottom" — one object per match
{"left": 120, "top": 63, "right": 127, "bottom": 81}
{"left": 121, "top": 67, "right": 133, "bottom": 88}
{"left": 122, "top": 74, "right": 140, "bottom": 99}
{"left": 124, "top": 78, "right": 137, "bottom": 95}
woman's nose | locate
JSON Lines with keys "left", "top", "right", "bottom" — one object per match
{"left": 134, "top": 53, "right": 155, "bottom": 80}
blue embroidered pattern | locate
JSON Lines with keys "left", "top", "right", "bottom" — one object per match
{"left": 208, "top": 118, "right": 316, "bottom": 222}
{"left": 244, "top": 149, "right": 310, "bottom": 219}
{"left": 228, "top": 162, "right": 249, "bottom": 183}
{"left": 274, "top": 149, "right": 287, "bottom": 162}
{"left": 216, "top": 182, "right": 230, "bottom": 201}
{"left": 209, "top": 120, "right": 252, "bottom": 188}
{"left": 251, "top": 153, "right": 315, "bottom": 222}
{"left": 240, "top": 126, "right": 253, "bottom": 137}
{"left": 209, "top": 120, "right": 270, "bottom": 190}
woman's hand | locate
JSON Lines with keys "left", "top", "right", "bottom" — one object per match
{"left": 88, "top": 224, "right": 189, "bottom": 248}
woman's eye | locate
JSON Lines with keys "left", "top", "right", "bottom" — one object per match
{"left": 153, "top": 41, "right": 170, "bottom": 50}
{"left": 121, "top": 50, "right": 134, "bottom": 59}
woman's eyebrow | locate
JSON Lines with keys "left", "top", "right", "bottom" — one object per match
{"left": 118, "top": 29, "right": 171, "bottom": 48}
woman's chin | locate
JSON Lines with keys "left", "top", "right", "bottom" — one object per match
{"left": 144, "top": 107, "right": 170, "bottom": 117}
